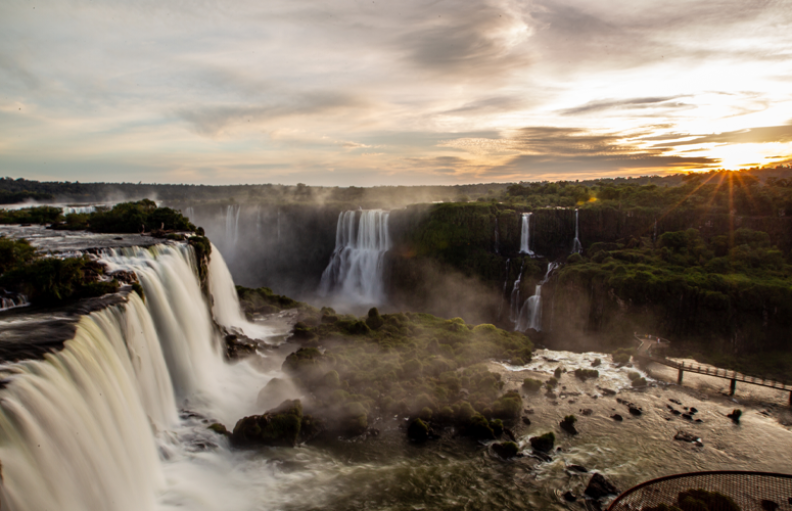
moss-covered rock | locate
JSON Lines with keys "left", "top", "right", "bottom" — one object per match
{"left": 407, "top": 418, "right": 431, "bottom": 442}
{"left": 231, "top": 399, "right": 304, "bottom": 448}
{"left": 529, "top": 432, "right": 555, "bottom": 452}
{"left": 492, "top": 441, "right": 519, "bottom": 459}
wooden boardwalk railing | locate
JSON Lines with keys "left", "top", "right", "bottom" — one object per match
{"left": 631, "top": 334, "right": 791, "bottom": 405}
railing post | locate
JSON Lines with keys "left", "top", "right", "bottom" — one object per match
{"left": 730, "top": 379, "right": 737, "bottom": 396}
{"left": 678, "top": 368, "right": 684, "bottom": 385}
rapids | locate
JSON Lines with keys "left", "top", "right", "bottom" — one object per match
{"left": 0, "top": 241, "right": 790, "bottom": 511}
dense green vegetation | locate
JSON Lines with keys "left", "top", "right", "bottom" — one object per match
{"left": 0, "top": 200, "right": 196, "bottom": 234}
{"left": 280, "top": 308, "right": 532, "bottom": 441}
{"left": 0, "top": 238, "right": 120, "bottom": 306}
{"left": 236, "top": 285, "right": 308, "bottom": 315}
{"left": 555, "top": 227, "right": 792, "bottom": 379}
{"left": 501, "top": 168, "right": 792, "bottom": 216}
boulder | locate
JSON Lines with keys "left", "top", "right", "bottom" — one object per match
{"left": 611, "top": 414, "right": 623, "bottom": 421}
{"left": 407, "top": 418, "right": 432, "bottom": 443}
{"left": 584, "top": 472, "right": 620, "bottom": 500}
{"left": 529, "top": 432, "right": 555, "bottom": 453}
{"left": 231, "top": 399, "right": 304, "bottom": 448}
{"left": 492, "top": 441, "right": 519, "bottom": 459}
{"left": 674, "top": 430, "right": 700, "bottom": 443}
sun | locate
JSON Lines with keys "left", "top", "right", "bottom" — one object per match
{"left": 704, "top": 142, "right": 792, "bottom": 170}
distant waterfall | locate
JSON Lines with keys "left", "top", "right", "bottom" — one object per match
{"left": 0, "top": 242, "right": 273, "bottom": 511}
{"left": 519, "top": 213, "right": 535, "bottom": 256}
{"left": 0, "top": 292, "right": 28, "bottom": 311}
{"left": 225, "top": 205, "right": 241, "bottom": 251}
{"left": 184, "top": 206, "right": 195, "bottom": 222}
{"left": 319, "top": 210, "right": 391, "bottom": 305}
{"left": 509, "top": 261, "right": 524, "bottom": 322}
{"left": 572, "top": 209, "right": 582, "bottom": 254}
{"left": 63, "top": 205, "right": 96, "bottom": 215}
{"left": 516, "top": 262, "right": 558, "bottom": 332}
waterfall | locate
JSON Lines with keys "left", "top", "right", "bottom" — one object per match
{"left": 516, "top": 262, "right": 558, "bottom": 332}
{"left": 497, "top": 258, "right": 510, "bottom": 319}
{"left": 63, "top": 205, "right": 96, "bottom": 215}
{"left": 0, "top": 241, "right": 277, "bottom": 511}
{"left": 319, "top": 210, "right": 391, "bottom": 305}
{"left": 519, "top": 213, "right": 535, "bottom": 256}
{"left": 184, "top": 206, "right": 195, "bottom": 222}
{"left": 509, "top": 261, "right": 524, "bottom": 322}
{"left": 572, "top": 209, "right": 582, "bottom": 254}
{"left": 0, "top": 293, "right": 29, "bottom": 311}
{"left": 225, "top": 205, "right": 241, "bottom": 251}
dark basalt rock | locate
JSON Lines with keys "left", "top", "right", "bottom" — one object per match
{"left": 529, "top": 432, "right": 555, "bottom": 453}
{"left": 560, "top": 415, "right": 578, "bottom": 435}
{"left": 231, "top": 399, "right": 304, "bottom": 448}
{"left": 407, "top": 418, "right": 432, "bottom": 443}
{"left": 580, "top": 408, "right": 593, "bottom": 416}
{"left": 563, "top": 491, "right": 577, "bottom": 502}
{"left": 492, "top": 441, "right": 519, "bottom": 459}
{"left": 670, "top": 398, "right": 682, "bottom": 405}
{"left": 726, "top": 409, "right": 742, "bottom": 423}
{"left": 611, "top": 414, "right": 623, "bottom": 421}
{"left": 584, "top": 473, "right": 620, "bottom": 500}
{"left": 567, "top": 464, "right": 588, "bottom": 473}
{"left": 674, "top": 430, "right": 700, "bottom": 443}
{"left": 521, "top": 416, "right": 532, "bottom": 426}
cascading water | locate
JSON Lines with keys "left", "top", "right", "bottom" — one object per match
{"left": 0, "top": 242, "right": 281, "bottom": 511}
{"left": 519, "top": 213, "right": 535, "bottom": 256}
{"left": 225, "top": 205, "right": 241, "bottom": 253}
{"left": 63, "top": 205, "right": 96, "bottom": 215}
{"left": 515, "top": 262, "right": 558, "bottom": 332}
{"left": 509, "top": 261, "right": 524, "bottom": 322}
{"left": 319, "top": 209, "right": 391, "bottom": 305}
{"left": 572, "top": 209, "right": 582, "bottom": 254}
{"left": 0, "top": 293, "right": 29, "bottom": 311}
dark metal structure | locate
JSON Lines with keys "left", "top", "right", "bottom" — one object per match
{"left": 607, "top": 471, "right": 792, "bottom": 511}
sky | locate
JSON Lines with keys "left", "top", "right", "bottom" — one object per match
{"left": 1, "top": 0, "right": 792, "bottom": 186}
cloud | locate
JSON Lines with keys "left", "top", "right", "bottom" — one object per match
{"left": 561, "top": 96, "right": 691, "bottom": 116}
{"left": 659, "top": 125, "right": 792, "bottom": 147}
{"left": 175, "top": 92, "right": 370, "bottom": 136}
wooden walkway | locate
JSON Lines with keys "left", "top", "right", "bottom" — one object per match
{"left": 633, "top": 334, "right": 792, "bottom": 405}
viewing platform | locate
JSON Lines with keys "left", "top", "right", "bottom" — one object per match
{"left": 633, "top": 333, "right": 792, "bottom": 406}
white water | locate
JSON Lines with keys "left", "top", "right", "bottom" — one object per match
{"left": 63, "top": 205, "right": 96, "bottom": 215}
{"left": 572, "top": 209, "right": 582, "bottom": 254}
{"left": 0, "top": 293, "right": 29, "bottom": 311}
{"left": 0, "top": 242, "right": 285, "bottom": 511}
{"left": 509, "top": 261, "right": 524, "bottom": 322}
{"left": 515, "top": 262, "right": 557, "bottom": 332}
{"left": 519, "top": 213, "right": 535, "bottom": 256}
{"left": 225, "top": 205, "right": 241, "bottom": 254}
{"left": 319, "top": 209, "right": 391, "bottom": 306}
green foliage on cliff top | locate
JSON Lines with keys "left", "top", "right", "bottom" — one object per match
{"left": 2, "top": 200, "right": 197, "bottom": 234}
{"left": 236, "top": 285, "right": 312, "bottom": 314}
{"left": 283, "top": 311, "right": 532, "bottom": 427}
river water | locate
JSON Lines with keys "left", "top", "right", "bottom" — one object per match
{"left": 0, "top": 241, "right": 790, "bottom": 511}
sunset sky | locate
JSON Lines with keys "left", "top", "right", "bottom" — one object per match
{"left": 2, "top": 0, "right": 792, "bottom": 186}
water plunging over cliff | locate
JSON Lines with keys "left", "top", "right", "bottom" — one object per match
{"left": 519, "top": 213, "right": 535, "bottom": 256}
{"left": 319, "top": 210, "right": 391, "bottom": 305}
{"left": 515, "top": 262, "right": 558, "bottom": 332}
{"left": 225, "top": 205, "right": 241, "bottom": 253}
{"left": 509, "top": 260, "right": 524, "bottom": 322}
{"left": 0, "top": 243, "right": 277, "bottom": 511}
{"left": 572, "top": 209, "right": 582, "bottom": 254}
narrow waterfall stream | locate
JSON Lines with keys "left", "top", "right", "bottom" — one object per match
{"left": 318, "top": 209, "right": 391, "bottom": 306}
{"left": 519, "top": 212, "right": 535, "bottom": 256}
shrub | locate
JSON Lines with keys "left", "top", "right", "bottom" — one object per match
{"left": 522, "top": 378, "right": 542, "bottom": 392}
{"left": 574, "top": 368, "right": 599, "bottom": 380}
{"left": 529, "top": 432, "right": 555, "bottom": 452}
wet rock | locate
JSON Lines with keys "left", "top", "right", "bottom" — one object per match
{"left": 599, "top": 388, "right": 617, "bottom": 396}
{"left": 529, "top": 432, "right": 555, "bottom": 453}
{"left": 521, "top": 416, "right": 532, "bottom": 426}
{"left": 726, "top": 409, "right": 742, "bottom": 423}
{"left": 761, "top": 500, "right": 779, "bottom": 511}
{"left": 611, "top": 414, "right": 623, "bottom": 421}
{"left": 628, "top": 405, "right": 643, "bottom": 416}
{"left": 504, "top": 427, "right": 517, "bottom": 442}
{"left": 670, "top": 398, "right": 682, "bottom": 405}
{"left": 560, "top": 415, "right": 578, "bottom": 435}
{"left": 492, "top": 441, "right": 519, "bottom": 459}
{"left": 689, "top": 407, "right": 698, "bottom": 414}
{"left": 674, "top": 430, "right": 700, "bottom": 443}
{"left": 524, "top": 408, "right": 535, "bottom": 414}
{"left": 207, "top": 422, "right": 230, "bottom": 436}
{"left": 584, "top": 473, "right": 620, "bottom": 500}
{"left": 563, "top": 491, "right": 577, "bottom": 502}
{"left": 231, "top": 399, "right": 304, "bottom": 448}
{"left": 670, "top": 409, "right": 681, "bottom": 416}
{"left": 567, "top": 464, "right": 588, "bottom": 473}
{"left": 407, "top": 418, "right": 432, "bottom": 443}
{"left": 682, "top": 413, "right": 693, "bottom": 420}
{"left": 580, "top": 408, "right": 593, "bottom": 416}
